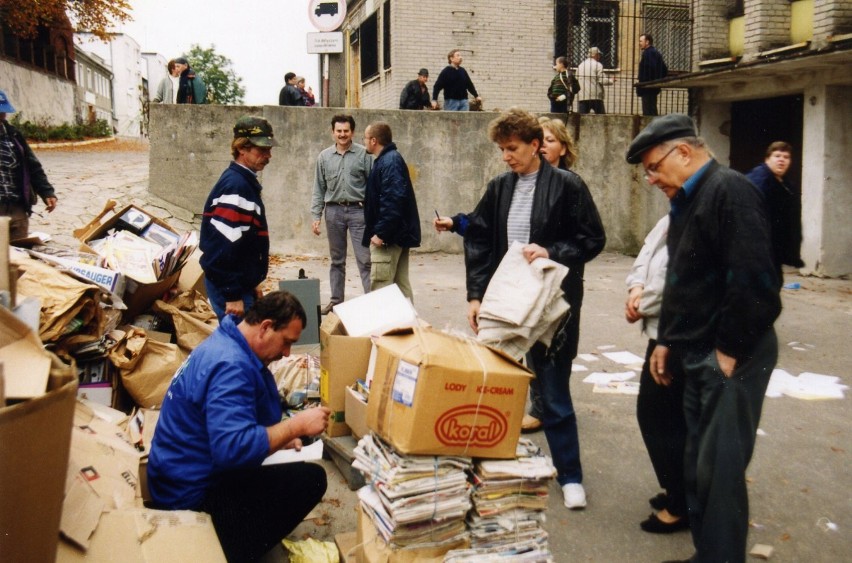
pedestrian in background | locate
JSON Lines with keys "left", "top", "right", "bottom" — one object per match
{"left": 152, "top": 59, "right": 181, "bottom": 104}
{"left": 279, "top": 72, "right": 304, "bottom": 106}
{"left": 431, "top": 49, "right": 481, "bottom": 111}
{"left": 576, "top": 47, "right": 613, "bottom": 114}
{"left": 547, "top": 56, "right": 580, "bottom": 114}
{"left": 0, "top": 90, "right": 58, "bottom": 240}
{"left": 636, "top": 34, "right": 668, "bottom": 116}
{"left": 361, "top": 121, "right": 421, "bottom": 301}
{"left": 399, "top": 68, "right": 432, "bottom": 110}
{"left": 173, "top": 57, "right": 207, "bottom": 104}
{"left": 296, "top": 77, "right": 315, "bottom": 107}
{"left": 311, "top": 115, "right": 373, "bottom": 314}
{"left": 200, "top": 116, "right": 278, "bottom": 320}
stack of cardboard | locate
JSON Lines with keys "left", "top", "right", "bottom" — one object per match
{"left": 353, "top": 433, "right": 472, "bottom": 559}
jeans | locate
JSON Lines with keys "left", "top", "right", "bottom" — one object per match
{"left": 205, "top": 279, "right": 256, "bottom": 322}
{"left": 325, "top": 204, "right": 371, "bottom": 304}
{"left": 680, "top": 330, "right": 777, "bottom": 563}
{"left": 444, "top": 98, "right": 469, "bottom": 111}
{"left": 369, "top": 244, "right": 413, "bottom": 302}
{"left": 527, "top": 341, "right": 581, "bottom": 485}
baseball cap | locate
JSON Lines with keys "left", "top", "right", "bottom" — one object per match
{"left": 233, "top": 116, "right": 279, "bottom": 147}
{"left": 625, "top": 114, "right": 697, "bottom": 164}
{"left": 0, "top": 90, "right": 16, "bottom": 113}
{"left": 418, "top": 68, "right": 429, "bottom": 76}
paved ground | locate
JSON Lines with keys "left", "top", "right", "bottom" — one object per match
{"left": 33, "top": 143, "right": 851, "bottom": 562}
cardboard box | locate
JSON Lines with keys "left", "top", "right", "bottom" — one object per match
{"left": 335, "top": 531, "right": 358, "bottom": 563}
{"left": 320, "top": 312, "right": 372, "bottom": 437}
{"left": 0, "top": 301, "right": 52, "bottom": 399}
{"left": 367, "top": 328, "right": 531, "bottom": 459}
{"left": 175, "top": 251, "right": 206, "bottom": 297}
{"left": 0, "top": 305, "right": 78, "bottom": 563}
{"left": 56, "top": 508, "right": 226, "bottom": 562}
{"left": 74, "top": 200, "right": 182, "bottom": 320}
{"left": 344, "top": 385, "right": 369, "bottom": 440}
{"left": 356, "top": 505, "right": 468, "bottom": 563}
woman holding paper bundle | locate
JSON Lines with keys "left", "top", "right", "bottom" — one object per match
{"left": 463, "top": 108, "right": 605, "bottom": 509}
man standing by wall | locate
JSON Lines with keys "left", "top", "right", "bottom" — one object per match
{"left": 431, "top": 49, "right": 481, "bottom": 111}
{"left": 576, "top": 47, "right": 613, "bottom": 114}
{"left": 200, "top": 116, "right": 278, "bottom": 320}
{"left": 279, "top": 72, "right": 304, "bottom": 106}
{"left": 311, "top": 115, "right": 373, "bottom": 314}
{"left": 626, "top": 114, "right": 781, "bottom": 563}
{"left": 153, "top": 60, "right": 181, "bottom": 104}
{"left": 400, "top": 68, "right": 432, "bottom": 110}
{"left": 361, "top": 121, "right": 421, "bottom": 301}
{"left": 173, "top": 57, "right": 207, "bottom": 104}
{"left": 0, "top": 90, "right": 58, "bottom": 240}
{"left": 636, "top": 34, "right": 668, "bottom": 116}
{"left": 547, "top": 56, "right": 580, "bottom": 114}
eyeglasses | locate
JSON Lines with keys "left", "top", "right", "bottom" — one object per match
{"left": 644, "top": 145, "right": 678, "bottom": 180}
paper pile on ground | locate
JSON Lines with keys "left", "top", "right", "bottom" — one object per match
{"left": 354, "top": 433, "right": 472, "bottom": 548}
{"left": 443, "top": 438, "right": 556, "bottom": 561}
{"left": 766, "top": 369, "right": 848, "bottom": 399}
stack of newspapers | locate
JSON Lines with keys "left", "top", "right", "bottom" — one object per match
{"left": 443, "top": 438, "right": 557, "bottom": 561}
{"left": 353, "top": 433, "right": 472, "bottom": 549}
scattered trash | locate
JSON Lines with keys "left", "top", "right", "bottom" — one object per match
{"left": 783, "top": 282, "right": 801, "bottom": 290}
{"left": 597, "top": 344, "right": 616, "bottom": 350}
{"left": 282, "top": 537, "right": 339, "bottom": 562}
{"left": 817, "top": 517, "right": 839, "bottom": 532}
{"left": 756, "top": 428, "right": 767, "bottom": 436}
{"left": 749, "top": 543, "right": 774, "bottom": 559}
{"left": 765, "top": 369, "right": 848, "bottom": 400}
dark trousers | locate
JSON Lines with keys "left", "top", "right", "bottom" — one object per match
{"left": 201, "top": 463, "right": 327, "bottom": 562}
{"left": 0, "top": 201, "right": 29, "bottom": 240}
{"left": 578, "top": 99, "right": 605, "bottom": 114}
{"left": 637, "top": 339, "right": 687, "bottom": 517}
{"left": 641, "top": 92, "right": 660, "bottom": 116}
{"left": 527, "top": 341, "right": 582, "bottom": 485}
{"left": 550, "top": 99, "right": 568, "bottom": 114}
{"left": 679, "top": 330, "right": 777, "bottom": 563}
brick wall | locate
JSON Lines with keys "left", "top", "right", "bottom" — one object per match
{"left": 744, "top": 0, "right": 792, "bottom": 57}
{"left": 813, "top": 0, "right": 852, "bottom": 46}
{"left": 692, "top": 0, "right": 736, "bottom": 63}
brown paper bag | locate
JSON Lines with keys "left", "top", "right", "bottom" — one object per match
{"left": 152, "top": 291, "right": 217, "bottom": 352}
{"left": 110, "top": 328, "right": 186, "bottom": 408}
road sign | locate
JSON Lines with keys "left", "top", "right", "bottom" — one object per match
{"left": 308, "top": 0, "right": 347, "bottom": 32}
{"left": 307, "top": 32, "right": 344, "bottom": 54}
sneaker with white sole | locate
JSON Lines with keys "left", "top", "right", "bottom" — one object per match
{"left": 562, "top": 483, "right": 587, "bottom": 509}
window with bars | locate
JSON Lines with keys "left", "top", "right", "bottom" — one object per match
{"left": 382, "top": 1, "right": 391, "bottom": 71}
{"left": 360, "top": 12, "right": 379, "bottom": 81}
{"left": 555, "top": 0, "right": 620, "bottom": 68}
{"left": 643, "top": 4, "right": 691, "bottom": 72}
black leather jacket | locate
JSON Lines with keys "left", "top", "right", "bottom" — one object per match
{"left": 464, "top": 158, "right": 606, "bottom": 356}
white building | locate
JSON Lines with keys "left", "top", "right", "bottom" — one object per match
{"left": 142, "top": 52, "right": 168, "bottom": 102}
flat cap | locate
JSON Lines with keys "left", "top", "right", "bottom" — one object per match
{"left": 625, "top": 113, "right": 697, "bottom": 164}
{"left": 418, "top": 68, "right": 429, "bottom": 76}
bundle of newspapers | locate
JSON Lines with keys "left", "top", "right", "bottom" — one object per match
{"left": 353, "top": 433, "right": 473, "bottom": 549}
{"left": 443, "top": 438, "right": 557, "bottom": 561}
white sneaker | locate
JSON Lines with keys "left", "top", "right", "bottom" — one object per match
{"left": 562, "top": 483, "right": 587, "bottom": 509}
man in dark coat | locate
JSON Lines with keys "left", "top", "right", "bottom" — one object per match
{"left": 636, "top": 34, "right": 667, "bottom": 116}
{"left": 0, "top": 90, "right": 58, "bottom": 240}
{"left": 278, "top": 72, "right": 304, "bottom": 106}
{"left": 361, "top": 121, "right": 421, "bottom": 301}
{"left": 399, "top": 68, "right": 431, "bottom": 110}
{"left": 173, "top": 57, "right": 207, "bottom": 104}
{"left": 627, "top": 114, "right": 781, "bottom": 563}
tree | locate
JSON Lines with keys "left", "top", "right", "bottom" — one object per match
{"left": 0, "top": 0, "right": 131, "bottom": 40}
{"left": 184, "top": 44, "right": 246, "bottom": 105}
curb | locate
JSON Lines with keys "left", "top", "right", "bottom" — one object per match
{"left": 30, "top": 136, "right": 118, "bottom": 150}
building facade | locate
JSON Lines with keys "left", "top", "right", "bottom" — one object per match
{"left": 73, "top": 46, "right": 113, "bottom": 126}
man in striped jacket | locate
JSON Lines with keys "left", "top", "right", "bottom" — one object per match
{"left": 200, "top": 116, "right": 279, "bottom": 320}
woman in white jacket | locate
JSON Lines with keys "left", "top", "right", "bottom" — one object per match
{"left": 625, "top": 215, "right": 689, "bottom": 534}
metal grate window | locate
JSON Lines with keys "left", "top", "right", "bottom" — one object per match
{"left": 643, "top": 4, "right": 690, "bottom": 72}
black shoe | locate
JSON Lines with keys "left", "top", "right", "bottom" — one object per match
{"left": 640, "top": 512, "right": 690, "bottom": 534}
{"left": 649, "top": 492, "right": 668, "bottom": 511}
{"left": 321, "top": 303, "right": 335, "bottom": 315}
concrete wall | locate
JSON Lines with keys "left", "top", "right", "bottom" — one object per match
{"left": 148, "top": 104, "right": 669, "bottom": 256}
{"left": 0, "top": 60, "right": 75, "bottom": 124}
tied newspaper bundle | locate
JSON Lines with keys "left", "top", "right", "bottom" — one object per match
{"left": 353, "top": 433, "right": 472, "bottom": 549}
{"left": 447, "top": 438, "right": 556, "bottom": 560}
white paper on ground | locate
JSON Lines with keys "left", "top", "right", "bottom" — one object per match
{"left": 571, "top": 364, "right": 588, "bottom": 372}
{"left": 766, "top": 369, "right": 847, "bottom": 400}
{"left": 597, "top": 344, "right": 616, "bottom": 350}
{"left": 602, "top": 351, "right": 645, "bottom": 365}
{"left": 582, "top": 371, "right": 636, "bottom": 385}
{"left": 262, "top": 439, "right": 324, "bottom": 465}
{"left": 577, "top": 353, "right": 599, "bottom": 362}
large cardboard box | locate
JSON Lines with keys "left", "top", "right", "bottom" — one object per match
{"left": 356, "top": 505, "right": 468, "bottom": 563}
{"left": 74, "top": 200, "right": 183, "bottom": 320}
{"left": 319, "top": 313, "right": 372, "bottom": 437}
{"left": 367, "top": 328, "right": 531, "bottom": 459}
{"left": 0, "top": 306, "right": 78, "bottom": 563}
{"left": 344, "top": 385, "right": 369, "bottom": 440}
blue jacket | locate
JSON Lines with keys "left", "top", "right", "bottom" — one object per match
{"left": 147, "top": 316, "right": 281, "bottom": 509}
{"left": 362, "top": 143, "right": 421, "bottom": 248}
{"left": 746, "top": 162, "right": 804, "bottom": 270}
{"left": 200, "top": 162, "right": 269, "bottom": 301}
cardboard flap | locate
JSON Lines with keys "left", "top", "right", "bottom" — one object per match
{"left": 73, "top": 199, "right": 118, "bottom": 241}
{"left": 0, "top": 303, "right": 51, "bottom": 398}
{"left": 332, "top": 284, "right": 418, "bottom": 337}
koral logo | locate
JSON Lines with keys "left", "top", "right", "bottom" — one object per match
{"left": 435, "top": 405, "right": 508, "bottom": 448}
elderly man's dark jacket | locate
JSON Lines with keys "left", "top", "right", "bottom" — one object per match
{"left": 362, "top": 142, "right": 421, "bottom": 248}
{"left": 464, "top": 159, "right": 606, "bottom": 357}
{"left": 399, "top": 79, "right": 431, "bottom": 110}
{"left": 0, "top": 120, "right": 55, "bottom": 213}
{"left": 660, "top": 160, "right": 781, "bottom": 360}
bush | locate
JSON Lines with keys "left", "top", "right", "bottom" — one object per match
{"left": 9, "top": 114, "right": 112, "bottom": 142}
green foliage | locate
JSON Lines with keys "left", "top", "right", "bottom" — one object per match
{"left": 9, "top": 114, "right": 112, "bottom": 142}
{"left": 183, "top": 44, "right": 246, "bottom": 105}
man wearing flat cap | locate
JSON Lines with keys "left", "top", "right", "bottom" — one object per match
{"left": 399, "top": 68, "right": 432, "bottom": 110}
{"left": 201, "top": 116, "right": 279, "bottom": 320}
{"left": 626, "top": 114, "right": 781, "bottom": 563}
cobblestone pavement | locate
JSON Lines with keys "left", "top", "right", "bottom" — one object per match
{"left": 31, "top": 142, "right": 852, "bottom": 562}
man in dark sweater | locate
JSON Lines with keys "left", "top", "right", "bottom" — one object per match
{"left": 431, "top": 49, "right": 481, "bottom": 111}
{"left": 636, "top": 34, "right": 667, "bottom": 116}
{"left": 626, "top": 114, "right": 781, "bottom": 563}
